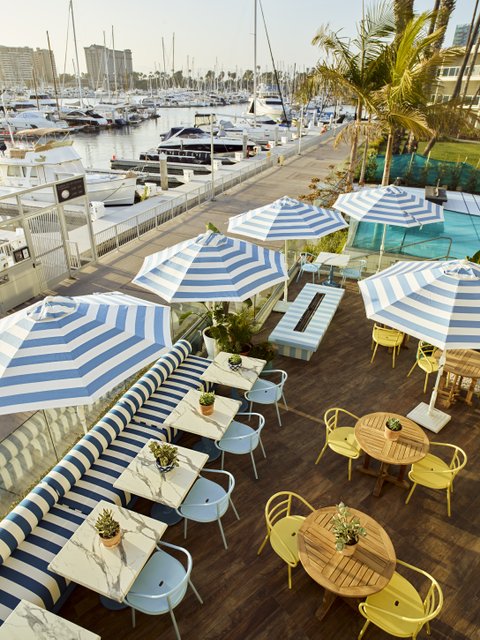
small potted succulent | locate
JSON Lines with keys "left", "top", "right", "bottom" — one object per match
{"left": 331, "top": 502, "right": 367, "bottom": 556}
{"left": 95, "top": 508, "right": 122, "bottom": 549}
{"left": 227, "top": 353, "right": 243, "bottom": 371}
{"left": 385, "top": 417, "right": 403, "bottom": 441}
{"left": 149, "top": 441, "right": 179, "bottom": 473}
{"left": 199, "top": 391, "right": 215, "bottom": 416}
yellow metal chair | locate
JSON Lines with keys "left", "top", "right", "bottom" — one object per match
{"left": 405, "top": 443, "right": 467, "bottom": 517}
{"left": 257, "top": 491, "right": 315, "bottom": 589}
{"left": 315, "top": 408, "right": 361, "bottom": 481}
{"left": 371, "top": 324, "right": 404, "bottom": 368}
{"left": 407, "top": 341, "right": 439, "bottom": 393}
{"left": 358, "top": 559, "right": 443, "bottom": 640}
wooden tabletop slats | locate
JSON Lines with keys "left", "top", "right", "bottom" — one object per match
{"left": 435, "top": 348, "right": 480, "bottom": 379}
{"left": 298, "top": 506, "right": 396, "bottom": 598}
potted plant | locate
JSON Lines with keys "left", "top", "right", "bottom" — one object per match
{"left": 215, "top": 304, "right": 259, "bottom": 355}
{"left": 227, "top": 353, "right": 242, "bottom": 371}
{"left": 385, "top": 417, "right": 403, "bottom": 441}
{"left": 148, "top": 441, "right": 179, "bottom": 473}
{"left": 199, "top": 391, "right": 215, "bottom": 416}
{"left": 331, "top": 502, "right": 367, "bottom": 556}
{"left": 95, "top": 508, "right": 122, "bottom": 548}
{"left": 249, "top": 341, "right": 277, "bottom": 369}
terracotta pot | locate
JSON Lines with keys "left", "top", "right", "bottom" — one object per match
{"left": 100, "top": 529, "right": 122, "bottom": 548}
{"left": 199, "top": 403, "right": 214, "bottom": 416}
{"left": 340, "top": 541, "right": 358, "bottom": 556}
{"left": 384, "top": 425, "right": 402, "bottom": 441}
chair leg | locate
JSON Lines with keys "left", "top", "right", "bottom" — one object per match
{"left": 220, "top": 451, "right": 225, "bottom": 470}
{"left": 230, "top": 497, "right": 240, "bottom": 520}
{"left": 257, "top": 532, "right": 270, "bottom": 555}
{"left": 184, "top": 517, "right": 188, "bottom": 539}
{"left": 275, "top": 402, "right": 282, "bottom": 426}
{"left": 407, "top": 361, "right": 417, "bottom": 378}
{"left": 188, "top": 578, "right": 203, "bottom": 604}
{"left": 425, "top": 619, "right": 431, "bottom": 635}
{"left": 348, "top": 457, "right": 352, "bottom": 481}
{"left": 131, "top": 608, "right": 136, "bottom": 629}
{"left": 315, "top": 443, "right": 328, "bottom": 465}
{"left": 250, "top": 450, "right": 259, "bottom": 480}
{"left": 282, "top": 392, "right": 288, "bottom": 410}
{"left": 447, "top": 486, "right": 451, "bottom": 517}
{"left": 169, "top": 607, "right": 182, "bottom": 640}
{"left": 287, "top": 564, "right": 292, "bottom": 590}
{"left": 259, "top": 436, "right": 266, "bottom": 458}
{"left": 217, "top": 517, "right": 228, "bottom": 550}
{"left": 370, "top": 343, "right": 379, "bottom": 364}
{"left": 392, "top": 346, "right": 396, "bottom": 368}
{"left": 358, "top": 619, "right": 370, "bottom": 640}
{"left": 405, "top": 482, "right": 417, "bottom": 505}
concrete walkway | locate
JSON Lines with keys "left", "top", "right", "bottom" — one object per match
{"left": 54, "top": 132, "right": 350, "bottom": 302}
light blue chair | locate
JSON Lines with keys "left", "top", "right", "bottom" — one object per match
{"left": 245, "top": 369, "right": 288, "bottom": 426}
{"left": 340, "top": 258, "right": 367, "bottom": 285}
{"left": 124, "top": 541, "right": 202, "bottom": 640}
{"left": 176, "top": 468, "right": 239, "bottom": 550}
{"left": 296, "top": 252, "right": 319, "bottom": 283}
{"left": 215, "top": 412, "right": 266, "bottom": 479}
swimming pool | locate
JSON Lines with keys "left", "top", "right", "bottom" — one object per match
{"left": 351, "top": 209, "right": 480, "bottom": 260}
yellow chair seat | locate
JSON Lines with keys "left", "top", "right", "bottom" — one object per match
{"left": 270, "top": 515, "right": 305, "bottom": 565}
{"left": 417, "top": 356, "right": 439, "bottom": 374}
{"left": 362, "top": 571, "right": 425, "bottom": 638}
{"left": 328, "top": 427, "right": 360, "bottom": 459}
{"left": 409, "top": 454, "right": 452, "bottom": 490}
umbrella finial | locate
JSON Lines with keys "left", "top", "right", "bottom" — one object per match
{"left": 442, "top": 259, "right": 480, "bottom": 281}
{"left": 29, "top": 296, "right": 78, "bottom": 321}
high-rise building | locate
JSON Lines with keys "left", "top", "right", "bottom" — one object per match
{"left": 453, "top": 24, "right": 479, "bottom": 47}
{"left": 0, "top": 46, "right": 34, "bottom": 86}
{"left": 84, "top": 44, "right": 133, "bottom": 89}
{"left": 33, "top": 49, "right": 57, "bottom": 85}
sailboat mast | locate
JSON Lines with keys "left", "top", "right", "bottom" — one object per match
{"left": 70, "top": 0, "right": 83, "bottom": 107}
{"left": 46, "top": 30, "right": 61, "bottom": 113}
{"left": 112, "top": 26, "right": 118, "bottom": 96}
{"left": 103, "top": 31, "right": 110, "bottom": 99}
{"left": 253, "top": 0, "right": 257, "bottom": 125}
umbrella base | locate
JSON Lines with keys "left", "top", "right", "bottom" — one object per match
{"left": 273, "top": 300, "right": 291, "bottom": 313}
{"left": 407, "top": 402, "right": 451, "bottom": 433}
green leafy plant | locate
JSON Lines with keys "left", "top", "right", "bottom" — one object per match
{"left": 228, "top": 354, "right": 242, "bottom": 365}
{"left": 331, "top": 503, "right": 367, "bottom": 551}
{"left": 386, "top": 417, "right": 402, "bottom": 431}
{"left": 199, "top": 391, "right": 215, "bottom": 406}
{"left": 148, "top": 441, "right": 179, "bottom": 468}
{"left": 95, "top": 508, "right": 120, "bottom": 539}
{"left": 249, "top": 341, "right": 277, "bottom": 363}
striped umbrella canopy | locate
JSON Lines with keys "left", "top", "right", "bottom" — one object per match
{"left": 228, "top": 196, "right": 348, "bottom": 301}
{"left": 0, "top": 292, "right": 172, "bottom": 415}
{"left": 334, "top": 186, "right": 444, "bottom": 270}
{"left": 359, "top": 259, "right": 480, "bottom": 422}
{"left": 132, "top": 229, "right": 287, "bottom": 303}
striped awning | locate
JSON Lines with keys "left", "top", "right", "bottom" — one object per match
{"left": 228, "top": 196, "right": 348, "bottom": 240}
{"left": 359, "top": 259, "right": 480, "bottom": 350}
{"left": 0, "top": 292, "right": 172, "bottom": 414}
{"left": 334, "top": 186, "right": 444, "bottom": 227}
{"left": 132, "top": 229, "right": 287, "bottom": 302}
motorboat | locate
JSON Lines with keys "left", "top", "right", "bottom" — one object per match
{"left": 0, "top": 110, "right": 68, "bottom": 132}
{"left": 247, "top": 85, "right": 291, "bottom": 123}
{"left": 0, "top": 128, "right": 138, "bottom": 205}
{"left": 155, "top": 126, "right": 257, "bottom": 155}
{"left": 61, "top": 109, "right": 109, "bottom": 129}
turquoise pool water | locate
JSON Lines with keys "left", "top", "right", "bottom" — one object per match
{"left": 351, "top": 210, "right": 480, "bottom": 259}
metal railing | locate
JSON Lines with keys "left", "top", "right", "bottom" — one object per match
{"left": 396, "top": 235, "right": 453, "bottom": 260}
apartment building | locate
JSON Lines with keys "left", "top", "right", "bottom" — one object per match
{"left": 84, "top": 44, "right": 133, "bottom": 89}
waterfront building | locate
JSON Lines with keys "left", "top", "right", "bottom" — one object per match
{"left": 33, "top": 48, "right": 57, "bottom": 84}
{"left": 84, "top": 44, "right": 133, "bottom": 89}
{"left": 0, "top": 45, "right": 57, "bottom": 87}
{"left": 452, "top": 23, "right": 479, "bottom": 47}
{"left": 434, "top": 48, "right": 480, "bottom": 114}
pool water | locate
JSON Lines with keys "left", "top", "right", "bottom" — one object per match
{"left": 351, "top": 210, "right": 480, "bottom": 259}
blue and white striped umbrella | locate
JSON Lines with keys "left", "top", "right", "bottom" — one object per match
{"left": 0, "top": 292, "right": 172, "bottom": 415}
{"left": 228, "top": 196, "right": 348, "bottom": 240}
{"left": 132, "top": 229, "right": 287, "bottom": 303}
{"left": 359, "top": 259, "right": 480, "bottom": 350}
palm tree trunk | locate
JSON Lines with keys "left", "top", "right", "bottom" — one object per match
{"left": 423, "top": 134, "right": 437, "bottom": 156}
{"left": 346, "top": 98, "right": 362, "bottom": 188}
{"left": 462, "top": 33, "right": 480, "bottom": 102}
{"left": 381, "top": 131, "right": 394, "bottom": 186}
{"left": 428, "top": 0, "right": 441, "bottom": 35}
{"left": 359, "top": 118, "right": 371, "bottom": 186}
{"left": 452, "top": 7, "right": 480, "bottom": 100}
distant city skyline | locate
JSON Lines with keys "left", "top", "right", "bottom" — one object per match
{"left": 1, "top": 1, "right": 476, "bottom": 78}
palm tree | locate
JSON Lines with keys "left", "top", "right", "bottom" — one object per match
{"left": 393, "top": 0, "right": 414, "bottom": 36}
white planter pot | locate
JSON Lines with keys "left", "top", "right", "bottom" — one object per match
{"left": 203, "top": 328, "right": 220, "bottom": 360}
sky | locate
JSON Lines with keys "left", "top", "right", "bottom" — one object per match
{"left": 2, "top": 0, "right": 476, "bottom": 76}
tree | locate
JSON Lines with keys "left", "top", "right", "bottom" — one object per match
{"left": 393, "top": 0, "right": 414, "bottom": 36}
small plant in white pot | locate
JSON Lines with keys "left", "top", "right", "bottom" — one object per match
{"left": 95, "top": 508, "right": 122, "bottom": 548}
{"left": 199, "top": 391, "right": 215, "bottom": 416}
{"left": 331, "top": 502, "right": 366, "bottom": 556}
{"left": 149, "top": 441, "right": 179, "bottom": 473}
{"left": 227, "top": 353, "right": 242, "bottom": 371}
{"left": 385, "top": 417, "right": 403, "bottom": 441}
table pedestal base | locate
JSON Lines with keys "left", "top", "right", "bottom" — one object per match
{"left": 357, "top": 456, "right": 409, "bottom": 497}
{"left": 192, "top": 437, "right": 222, "bottom": 461}
{"left": 407, "top": 402, "right": 451, "bottom": 433}
{"left": 322, "top": 266, "right": 341, "bottom": 288}
{"left": 315, "top": 589, "right": 337, "bottom": 621}
{"left": 150, "top": 503, "right": 183, "bottom": 526}
{"left": 100, "top": 596, "right": 128, "bottom": 610}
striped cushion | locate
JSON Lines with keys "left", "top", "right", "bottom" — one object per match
{"left": 0, "top": 504, "right": 85, "bottom": 624}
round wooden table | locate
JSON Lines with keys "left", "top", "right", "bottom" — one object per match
{"left": 298, "top": 506, "right": 396, "bottom": 621}
{"left": 355, "top": 412, "right": 429, "bottom": 497}
{"left": 434, "top": 349, "right": 480, "bottom": 407}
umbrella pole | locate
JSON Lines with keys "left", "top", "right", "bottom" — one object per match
{"left": 283, "top": 239, "right": 289, "bottom": 303}
{"left": 43, "top": 409, "right": 59, "bottom": 461}
{"left": 427, "top": 352, "right": 446, "bottom": 415}
{"left": 376, "top": 226, "right": 386, "bottom": 273}
{"left": 77, "top": 405, "right": 88, "bottom": 435}
{"left": 406, "top": 351, "right": 451, "bottom": 433}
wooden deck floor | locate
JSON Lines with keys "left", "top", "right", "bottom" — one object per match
{"left": 59, "top": 280, "right": 480, "bottom": 640}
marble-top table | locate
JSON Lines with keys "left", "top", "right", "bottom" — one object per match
{"left": 0, "top": 600, "right": 100, "bottom": 639}
{"left": 163, "top": 389, "right": 241, "bottom": 440}
{"left": 200, "top": 351, "right": 266, "bottom": 391}
{"left": 48, "top": 500, "right": 167, "bottom": 603}
{"left": 114, "top": 441, "right": 208, "bottom": 509}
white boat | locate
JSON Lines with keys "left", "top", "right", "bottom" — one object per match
{"left": 0, "top": 110, "right": 68, "bottom": 132}
{"left": 155, "top": 126, "right": 257, "bottom": 155}
{"left": 0, "top": 129, "right": 137, "bottom": 206}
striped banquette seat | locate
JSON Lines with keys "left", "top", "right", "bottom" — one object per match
{"left": 0, "top": 340, "right": 210, "bottom": 625}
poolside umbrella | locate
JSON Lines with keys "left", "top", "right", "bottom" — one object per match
{"left": 0, "top": 292, "right": 172, "bottom": 423}
{"left": 132, "top": 229, "right": 287, "bottom": 303}
{"left": 228, "top": 196, "right": 348, "bottom": 305}
{"left": 359, "top": 258, "right": 480, "bottom": 432}
{"left": 334, "top": 186, "right": 444, "bottom": 271}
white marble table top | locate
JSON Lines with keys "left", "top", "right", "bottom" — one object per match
{"left": 314, "top": 251, "right": 350, "bottom": 267}
{"left": 0, "top": 600, "right": 100, "bottom": 640}
{"left": 163, "top": 389, "right": 241, "bottom": 439}
{"left": 200, "top": 351, "right": 266, "bottom": 391}
{"left": 114, "top": 442, "right": 208, "bottom": 508}
{"left": 48, "top": 500, "right": 167, "bottom": 603}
